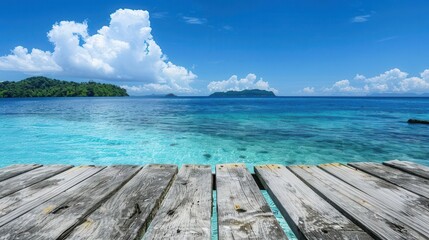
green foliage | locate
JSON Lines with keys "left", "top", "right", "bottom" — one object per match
{"left": 0, "top": 76, "right": 128, "bottom": 98}
{"left": 209, "top": 89, "right": 276, "bottom": 97}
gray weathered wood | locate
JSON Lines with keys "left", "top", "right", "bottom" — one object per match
{"left": 320, "top": 163, "right": 429, "bottom": 236}
{"left": 0, "top": 165, "right": 140, "bottom": 240}
{"left": 217, "top": 164, "right": 287, "bottom": 240}
{"left": 0, "top": 164, "right": 42, "bottom": 182}
{"left": 143, "top": 165, "right": 212, "bottom": 240}
{"left": 349, "top": 162, "right": 429, "bottom": 199}
{"left": 289, "top": 165, "right": 426, "bottom": 240}
{"left": 0, "top": 161, "right": 427, "bottom": 240}
{"left": 255, "top": 164, "right": 370, "bottom": 240}
{"left": 384, "top": 160, "right": 429, "bottom": 180}
{"left": 66, "top": 164, "right": 178, "bottom": 240}
{"left": 0, "top": 165, "right": 72, "bottom": 199}
{"left": 0, "top": 166, "right": 102, "bottom": 221}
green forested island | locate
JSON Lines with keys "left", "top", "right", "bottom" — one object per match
{"left": 209, "top": 89, "right": 276, "bottom": 97}
{"left": 0, "top": 77, "right": 128, "bottom": 97}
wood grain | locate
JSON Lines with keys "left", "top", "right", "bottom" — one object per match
{"left": 0, "top": 165, "right": 140, "bottom": 239}
{"left": 349, "top": 162, "right": 429, "bottom": 198}
{"left": 217, "top": 164, "right": 287, "bottom": 240}
{"left": 66, "top": 164, "right": 178, "bottom": 240}
{"left": 0, "top": 165, "right": 72, "bottom": 199}
{"left": 290, "top": 165, "right": 426, "bottom": 240}
{"left": 384, "top": 160, "right": 429, "bottom": 180}
{"left": 0, "top": 166, "right": 102, "bottom": 221}
{"left": 143, "top": 165, "right": 212, "bottom": 240}
{"left": 255, "top": 164, "right": 370, "bottom": 240}
{"left": 320, "top": 163, "right": 429, "bottom": 236}
{"left": 0, "top": 164, "right": 41, "bottom": 182}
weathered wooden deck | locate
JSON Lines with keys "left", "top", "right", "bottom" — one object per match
{"left": 0, "top": 160, "right": 428, "bottom": 239}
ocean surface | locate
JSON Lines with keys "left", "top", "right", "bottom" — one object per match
{"left": 1, "top": 97, "right": 429, "bottom": 239}
{"left": 1, "top": 97, "right": 428, "bottom": 168}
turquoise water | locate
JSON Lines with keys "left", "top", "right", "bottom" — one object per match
{"left": 1, "top": 97, "right": 428, "bottom": 238}
{"left": 1, "top": 97, "right": 428, "bottom": 168}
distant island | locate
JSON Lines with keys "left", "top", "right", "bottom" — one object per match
{"left": 165, "top": 93, "right": 178, "bottom": 98}
{"left": 141, "top": 93, "right": 178, "bottom": 98}
{"left": 0, "top": 76, "right": 128, "bottom": 97}
{"left": 209, "top": 89, "right": 276, "bottom": 97}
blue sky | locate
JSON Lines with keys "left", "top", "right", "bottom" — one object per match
{"left": 0, "top": 0, "right": 428, "bottom": 95}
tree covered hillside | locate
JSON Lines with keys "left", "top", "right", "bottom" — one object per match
{"left": 0, "top": 77, "right": 128, "bottom": 97}
{"left": 209, "top": 89, "right": 276, "bottom": 97}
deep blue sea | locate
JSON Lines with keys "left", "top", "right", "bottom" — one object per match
{"left": 1, "top": 97, "right": 428, "bottom": 168}
{"left": 1, "top": 96, "right": 429, "bottom": 239}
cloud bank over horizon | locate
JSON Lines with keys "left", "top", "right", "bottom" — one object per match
{"left": 0, "top": 9, "right": 197, "bottom": 93}
{"left": 303, "top": 68, "right": 429, "bottom": 95}
{"left": 207, "top": 73, "right": 278, "bottom": 94}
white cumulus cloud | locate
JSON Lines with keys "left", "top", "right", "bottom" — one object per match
{"left": 395, "top": 77, "right": 429, "bottom": 92}
{"left": 321, "top": 68, "right": 429, "bottom": 95}
{"left": 0, "top": 9, "right": 197, "bottom": 93}
{"left": 364, "top": 68, "right": 408, "bottom": 83}
{"left": 421, "top": 69, "right": 429, "bottom": 81}
{"left": 0, "top": 46, "right": 61, "bottom": 72}
{"left": 325, "top": 79, "right": 361, "bottom": 93}
{"left": 207, "top": 73, "right": 278, "bottom": 94}
{"left": 302, "top": 87, "right": 315, "bottom": 94}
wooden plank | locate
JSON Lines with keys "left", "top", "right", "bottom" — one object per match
{"left": 349, "top": 162, "right": 429, "bottom": 199}
{"left": 0, "top": 165, "right": 140, "bottom": 239}
{"left": 0, "top": 164, "right": 42, "bottom": 182}
{"left": 143, "top": 165, "right": 212, "bottom": 240}
{"left": 0, "top": 165, "right": 72, "bottom": 199}
{"left": 216, "top": 164, "right": 287, "bottom": 240}
{"left": 66, "top": 164, "right": 178, "bottom": 240}
{"left": 320, "top": 163, "right": 429, "bottom": 236}
{"left": 384, "top": 160, "right": 429, "bottom": 180}
{"left": 289, "top": 165, "right": 426, "bottom": 240}
{"left": 0, "top": 166, "right": 102, "bottom": 221}
{"left": 255, "top": 165, "right": 370, "bottom": 240}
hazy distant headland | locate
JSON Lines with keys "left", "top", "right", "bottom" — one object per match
{"left": 209, "top": 89, "right": 276, "bottom": 97}
{"left": 0, "top": 77, "right": 128, "bottom": 97}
